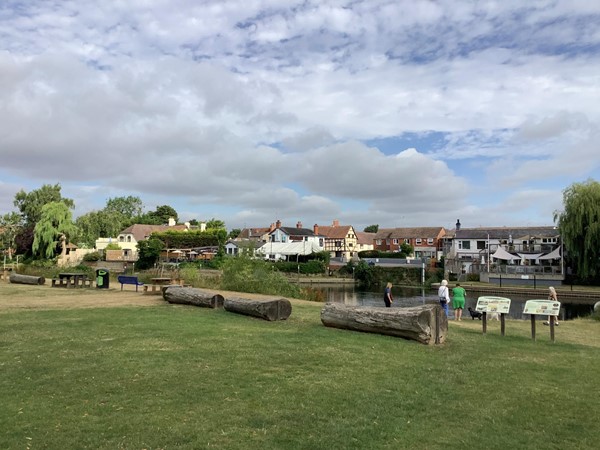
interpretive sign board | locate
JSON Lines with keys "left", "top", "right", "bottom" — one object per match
{"left": 475, "top": 296, "right": 512, "bottom": 314}
{"left": 523, "top": 299, "right": 561, "bottom": 316}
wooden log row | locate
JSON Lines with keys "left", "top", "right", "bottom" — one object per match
{"left": 223, "top": 297, "right": 292, "bottom": 321}
{"left": 9, "top": 273, "right": 46, "bottom": 285}
{"left": 320, "top": 303, "right": 447, "bottom": 345}
{"left": 163, "top": 286, "right": 224, "bottom": 308}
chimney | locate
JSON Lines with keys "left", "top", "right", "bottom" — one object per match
{"left": 168, "top": 217, "right": 176, "bottom": 226}
{"left": 269, "top": 222, "right": 275, "bottom": 232}
{"left": 332, "top": 219, "right": 339, "bottom": 227}
{"left": 296, "top": 221, "right": 303, "bottom": 229}
{"left": 200, "top": 222, "right": 206, "bottom": 232}
{"left": 313, "top": 224, "right": 319, "bottom": 235}
{"left": 276, "top": 219, "right": 281, "bottom": 229}
{"left": 456, "top": 219, "right": 461, "bottom": 231}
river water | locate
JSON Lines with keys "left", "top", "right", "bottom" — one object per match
{"left": 314, "top": 283, "right": 593, "bottom": 321}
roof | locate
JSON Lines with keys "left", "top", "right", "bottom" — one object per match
{"left": 256, "top": 241, "right": 323, "bottom": 255}
{"left": 274, "top": 226, "right": 319, "bottom": 237}
{"left": 235, "top": 227, "right": 271, "bottom": 240}
{"left": 375, "top": 227, "right": 446, "bottom": 239}
{"left": 452, "top": 226, "right": 558, "bottom": 240}
{"left": 356, "top": 231, "right": 376, "bottom": 245}
{"left": 120, "top": 224, "right": 188, "bottom": 242}
{"left": 317, "top": 225, "right": 354, "bottom": 239}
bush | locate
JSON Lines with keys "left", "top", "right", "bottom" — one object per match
{"left": 83, "top": 252, "right": 101, "bottom": 262}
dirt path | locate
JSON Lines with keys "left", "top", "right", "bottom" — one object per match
{"left": 0, "top": 281, "right": 302, "bottom": 311}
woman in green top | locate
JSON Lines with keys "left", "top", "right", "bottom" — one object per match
{"left": 452, "top": 283, "right": 466, "bottom": 321}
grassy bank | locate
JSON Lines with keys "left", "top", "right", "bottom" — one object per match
{"left": 1, "top": 292, "right": 599, "bottom": 449}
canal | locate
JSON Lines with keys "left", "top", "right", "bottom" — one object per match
{"left": 314, "top": 283, "right": 595, "bottom": 321}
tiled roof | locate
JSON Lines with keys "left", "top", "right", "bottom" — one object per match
{"left": 120, "top": 224, "right": 188, "bottom": 242}
{"left": 317, "top": 225, "right": 353, "bottom": 239}
{"left": 375, "top": 227, "right": 446, "bottom": 239}
{"left": 451, "top": 226, "right": 558, "bottom": 240}
{"left": 277, "top": 226, "right": 318, "bottom": 237}
{"left": 356, "top": 231, "right": 376, "bottom": 245}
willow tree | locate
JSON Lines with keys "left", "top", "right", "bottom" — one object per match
{"left": 32, "top": 202, "right": 77, "bottom": 259}
{"left": 554, "top": 179, "right": 600, "bottom": 280}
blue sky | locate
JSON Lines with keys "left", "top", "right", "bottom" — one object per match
{"left": 1, "top": 1, "right": 599, "bottom": 232}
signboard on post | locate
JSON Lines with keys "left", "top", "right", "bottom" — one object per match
{"left": 476, "top": 296, "right": 512, "bottom": 336}
{"left": 523, "top": 300, "right": 561, "bottom": 316}
{"left": 475, "top": 296, "right": 512, "bottom": 314}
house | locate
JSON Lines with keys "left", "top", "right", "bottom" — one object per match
{"left": 314, "top": 220, "right": 359, "bottom": 260}
{"left": 374, "top": 227, "right": 446, "bottom": 259}
{"left": 95, "top": 218, "right": 188, "bottom": 262}
{"left": 233, "top": 227, "right": 271, "bottom": 243}
{"left": 355, "top": 231, "right": 376, "bottom": 253}
{"left": 259, "top": 220, "right": 324, "bottom": 261}
{"left": 225, "top": 240, "right": 260, "bottom": 257}
{"left": 443, "top": 220, "right": 563, "bottom": 285}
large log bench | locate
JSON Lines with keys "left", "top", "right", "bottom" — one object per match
{"left": 223, "top": 297, "right": 292, "bottom": 321}
{"left": 320, "top": 303, "right": 447, "bottom": 345}
{"left": 117, "top": 275, "right": 144, "bottom": 291}
{"left": 163, "top": 286, "right": 225, "bottom": 308}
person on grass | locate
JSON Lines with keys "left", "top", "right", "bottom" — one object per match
{"left": 438, "top": 280, "right": 450, "bottom": 316}
{"left": 452, "top": 283, "right": 466, "bottom": 321}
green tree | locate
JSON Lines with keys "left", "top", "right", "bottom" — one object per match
{"left": 206, "top": 218, "right": 226, "bottom": 230}
{"left": 137, "top": 205, "right": 178, "bottom": 225}
{"left": 75, "top": 210, "right": 125, "bottom": 246}
{"left": 228, "top": 228, "right": 241, "bottom": 239}
{"left": 554, "top": 179, "right": 600, "bottom": 281}
{"left": 14, "top": 183, "right": 74, "bottom": 226}
{"left": 32, "top": 202, "right": 77, "bottom": 259}
{"left": 0, "top": 212, "right": 21, "bottom": 259}
{"left": 364, "top": 224, "right": 379, "bottom": 233}
{"left": 399, "top": 242, "right": 414, "bottom": 258}
{"left": 136, "top": 237, "right": 165, "bottom": 270}
{"left": 105, "top": 196, "right": 143, "bottom": 218}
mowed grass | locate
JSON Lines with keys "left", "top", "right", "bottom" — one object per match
{"left": 1, "top": 293, "right": 599, "bottom": 449}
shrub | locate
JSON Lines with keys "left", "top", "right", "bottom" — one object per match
{"left": 83, "top": 252, "right": 101, "bottom": 262}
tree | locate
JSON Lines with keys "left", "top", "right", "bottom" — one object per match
{"left": 14, "top": 184, "right": 74, "bottom": 226}
{"left": 0, "top": 212, "right": 21, "bottom": 259}
{"left": 554, "top": 179, "right": 600, "bottom": 281}
{"left": 105, "top": 196, "right": 143, "bottom": 218}
{"left": 206, "top": 218, "right": 226, "bottom": 230}
{"left": 138, "top": 205, "right": 178, "bottom": 225}
{"left": 74, "top": 210, "right": 125, "bottom": 246}
{"left": 228, "top": 228, "right": 241, "bottom": 239}
{"left": 364, "top": 224, "right": 379, "bottom": 233}
{"left": 399, "top": 242, "right": 414, "bottom": 258}
{"left": 136, "top": 237, "right": 165, "bottom": 270}
{"left": 32, "top": 202, "right": 77, "bottom": 259}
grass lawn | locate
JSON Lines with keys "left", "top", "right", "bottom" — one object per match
{"left": 1, "top": 288, "right": 599, "bottom": 449}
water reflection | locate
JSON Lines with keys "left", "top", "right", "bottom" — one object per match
{"left": 318, "top": 284, "right": 593, "bottom": 320}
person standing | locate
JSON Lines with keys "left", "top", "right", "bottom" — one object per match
{"left": 452, "top": 283, "right": 466, "bottom": 321}
{"left": 383, "top": 282, "right": 394, "bottom": 307}
{"left": 438, "top": 279, "right": 450, "bottom": 316}
{"left": 544, "top": 286, "right": 559, "bottom": 326}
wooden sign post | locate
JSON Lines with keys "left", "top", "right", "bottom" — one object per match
{"left": 523, "top": 300, "right": 561, "bottom": 343}
{"left": 476, "top": 296, "right": 512, "bottom": 336}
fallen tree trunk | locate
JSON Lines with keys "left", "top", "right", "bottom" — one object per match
{"left": 223, "top": 297, "right": 292, "bottom": 321}
{"left": 9, "top": 273, "right": 46, "bottom": 285}
{"left": 320, "top": 303, "right": 447, "bottom": 345}
{"left": 163, "top": 286, "right": 224, "bottom": 309}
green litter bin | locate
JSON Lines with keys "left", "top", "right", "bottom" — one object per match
{"left": 96, "top": 268, "right": 109, "bottom": 289}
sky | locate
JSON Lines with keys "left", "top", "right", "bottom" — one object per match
{"left": 1, "top": 1, "right": 599, "bottom": 233}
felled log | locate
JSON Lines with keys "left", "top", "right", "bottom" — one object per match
{"left": 9, "top": 273, "right": 46, "bottom": 285}
{"left": 223, "top": 297, "right": 292, "bottom": 321}
{"left": 163, "top": 286, "right": 224, "bottom": 309}
{"left": 320, "top": 303, "right": 447, "bottom": 345}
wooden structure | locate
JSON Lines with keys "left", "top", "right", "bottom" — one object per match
{"left": 163, "top": 287, "right": 224, "bottom": 309}
{"left": 51, "top": 273, "right": 92, "bottom": 288}
{"left": 9, "top": 273, "right": 46, "bottom": 285}
{"left": 320, "top": 303, "right": 447, "bottom": 345}
{"left": 223, "top": 297, "right": 292, "bottom": 321}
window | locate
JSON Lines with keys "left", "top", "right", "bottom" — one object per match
{"left": 392, "top": 239, "right": 398, "bottom": 244}
{"left": 376, "top": 239, "right": 382, "bottom": 245}
{"left": 476, "top": 241, "right": 486, "bottom": 250}
{"left": 416, "top": 238, "right": 422, "bottom": 245}
{"left": 427, "top": 238, "right": 434, "bottom": 245}
{"left": 404, "top": 238, "right": 410, "bottom": 244}
{"left": 458, "top": 240, "right": 471, "bottom": 250}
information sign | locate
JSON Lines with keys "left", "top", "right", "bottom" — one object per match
{"left": 475, "top": 296, "right": 511, "bottom": 314}
{"left": 523, "top": 300, "right": 561, "bottom": 316}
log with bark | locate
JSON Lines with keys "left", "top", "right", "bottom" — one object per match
{"left": 9, "top": 273, "right": 46, "bottom": 285}
{"left": 320, "top": 303, "right": 447, "bottom": 345}
{"left": 162, "top": 286, "right": 224, "bottom": 309}
{"left": 223, "top": 297, "right": 292, "bottom": 321}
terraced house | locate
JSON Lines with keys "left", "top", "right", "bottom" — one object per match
{"left": 374, "top": 227, "right": 446, "bottom": 260}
